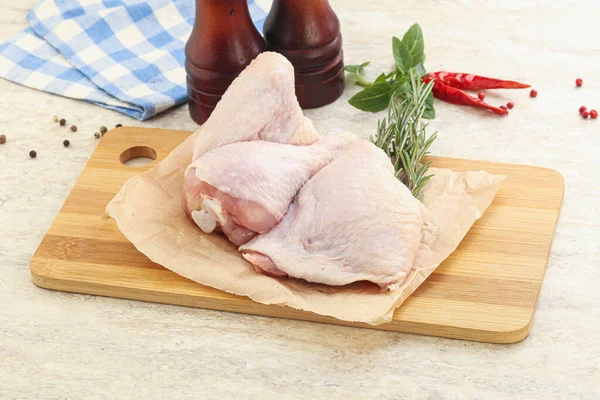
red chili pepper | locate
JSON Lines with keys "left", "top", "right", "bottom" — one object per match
{"left": 426, "top": 72, "right": 530, "bottom": 90}
{"left": 423, "top": 76, "right": 508, "bottom": 115}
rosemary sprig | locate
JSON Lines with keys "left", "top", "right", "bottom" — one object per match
{"left": 371, "top": 69, "right": 437, "bottom": 200}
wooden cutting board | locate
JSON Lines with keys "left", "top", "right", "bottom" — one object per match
{"left": 30, "top": 127, "right": 564, "bottom": 343}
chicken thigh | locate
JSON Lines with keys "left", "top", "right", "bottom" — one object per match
{"left": 183, "top": 133, "right": 356, "bottom": 245}
{"left": 240, "top": 140, "right": 427, "bottom": 290}
{"left": 192, "top": 52, "right": 319, "bottom": 161}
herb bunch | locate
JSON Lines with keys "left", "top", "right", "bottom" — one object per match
{"left": 345, "top": 23, "right": 436, "bottom": 199}
{"left": 344, "top": 24, "right": 434, "bottom": 119}
{"left": 371, "top": 69, "right": 437, "bottom": 200}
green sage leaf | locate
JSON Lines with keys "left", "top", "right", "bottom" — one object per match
{"left": 392, "top": 37, "right": 413, "bottom": 75}
{"left": 414, "top": 62, "right": 427, "bottom": 78}
{"left": 348, "top": 82, "right": 393, "bottom": 112}
{"left": 422, "top": 108, "right": 436, "bottom": 120}
{"left": 374, "top": 73, "right": 387, "bottom": 84}
{"left": 423, "top": 91, "right": 435, "bottom": 119}
{"left": 345, "top": 62, "right": 374, "bottom": 87}
{"left": 344, "top": 61, "right": 370, "bottom": 74}
{"left": 393, "top": 80, "right": 411, "bottom": 97}
{"left": 402, "top": 24, "right": 424, "bottom": 66}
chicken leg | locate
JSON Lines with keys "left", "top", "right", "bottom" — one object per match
{"left": 192, "top": 52, "right": 319, "bottom": 161}
{"left": 240, "top": 140, "right": 427, "bottom": 290}
{"left": 184, "top": 133, "right": 356, "bottom": 245}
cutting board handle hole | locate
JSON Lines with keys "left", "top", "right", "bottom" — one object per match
{"left": 120, "top": 146, "right": 157, "bottom": 167}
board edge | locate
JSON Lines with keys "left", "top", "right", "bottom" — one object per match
{"left": 26, "top": 259, "right": 535, "bottom": 344}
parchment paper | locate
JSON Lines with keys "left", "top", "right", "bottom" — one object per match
{"left": 106, "top": 133, "right": 505, "bottom": 325}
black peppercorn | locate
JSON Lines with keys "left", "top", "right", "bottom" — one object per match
{"left": 29, "top": 150, "right": 37, "bottom": 158}
{"left": 70, "top": 125, "right": 77, "bottom": 132}
{"left": 94, "top": 132, "right": 100, "bottom": 139}
{"left": 0, "top": 134, "right": 6, "bottom": 144}
{"left": 59, "top": 118, "right": 66, "bottom": 126}
{"left": 115, "top": 124, "right": 123, "bottom": 128}
{"left": 63, "top": 140, "right": 70, "bottom": 147}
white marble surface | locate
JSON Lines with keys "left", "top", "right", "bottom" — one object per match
{"left": 1, "top": 1, "right": 599, "bottom": 398}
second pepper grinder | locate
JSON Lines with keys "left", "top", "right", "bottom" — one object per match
{"left": 263, "top": 0, "right": 345, "bottom": 109}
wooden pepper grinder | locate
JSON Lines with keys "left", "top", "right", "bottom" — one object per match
{"left": 264, "top": 0, "right": 345, "bottom": 109}
{"left": 185, "top": 0, "right": 265, "bottom": 125}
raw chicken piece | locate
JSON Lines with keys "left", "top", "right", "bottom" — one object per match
{"left": 192, "top": 52, "right": 319, "bottom": 161}
{"left": 240, "top": 140, "right": 427, "bottom": 290}
{"left": 183, "top": 133, "right": 357, "bottom": 246}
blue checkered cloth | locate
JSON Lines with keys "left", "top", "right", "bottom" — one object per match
{"left": 0, "top": 0, "right": 266, "bottom": 120}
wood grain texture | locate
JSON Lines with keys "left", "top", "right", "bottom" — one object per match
{"left": 29, "top": 127, "right": 564, "bottom": 344}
